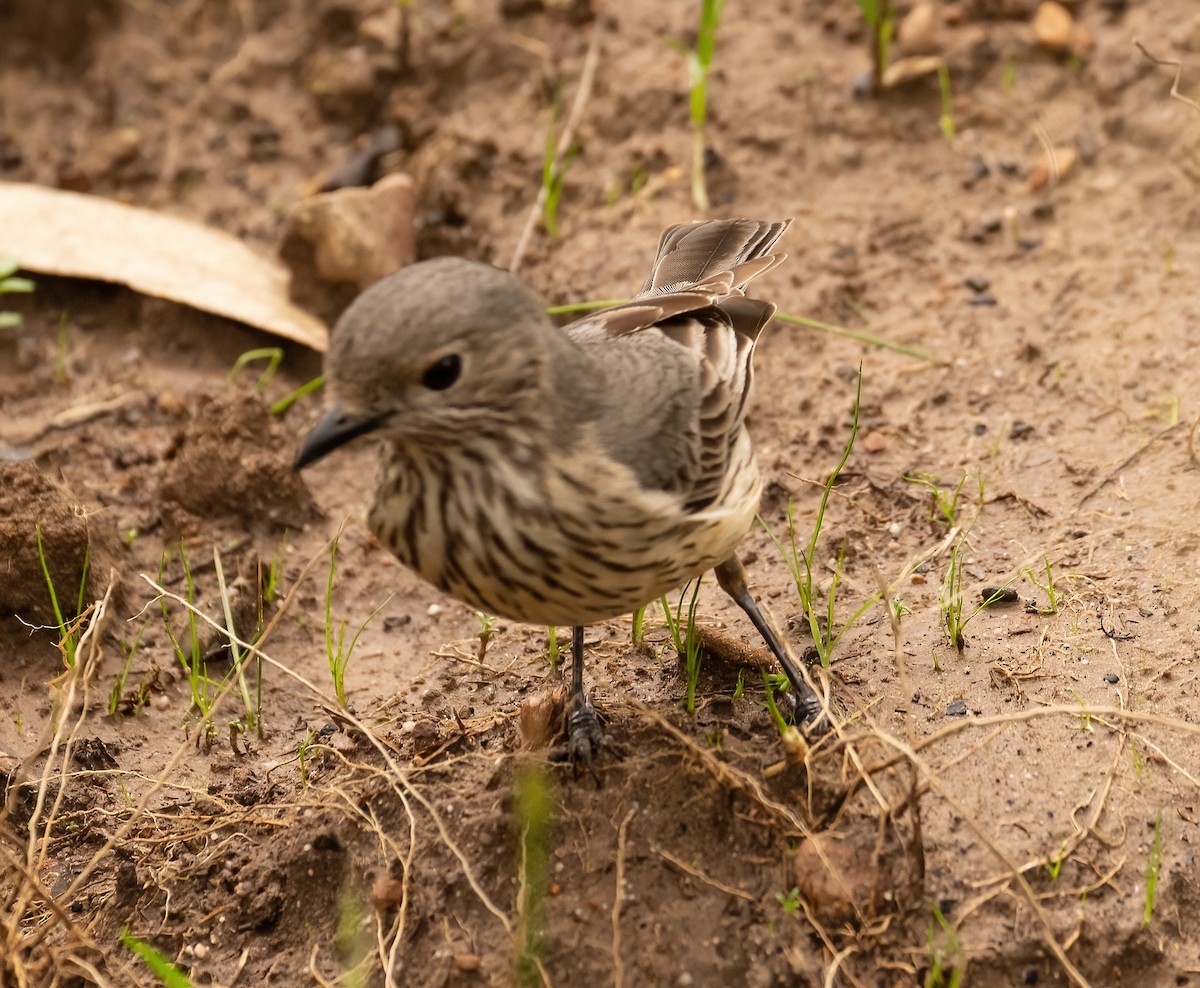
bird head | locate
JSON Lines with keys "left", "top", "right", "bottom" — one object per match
{"left": 295, "top": 257, "right": 555, "bottom": 469}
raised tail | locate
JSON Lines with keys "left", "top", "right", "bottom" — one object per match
{"left": 636, "top": 218, "right": 790, "bottom": 298}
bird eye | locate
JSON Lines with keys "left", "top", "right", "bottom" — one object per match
{"left": 421, "top": 354, "right": 461, "bottom": 391}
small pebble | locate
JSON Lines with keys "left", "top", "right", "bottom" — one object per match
{"left": 946, "top": 699, "right": 968, "bottom": 717}
{"left": 1103, "top": 673, "right": 1119, "bottom": 684}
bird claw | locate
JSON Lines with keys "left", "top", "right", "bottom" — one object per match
{"left": 549, "top": 691, "right": 608, "bottom": 785}
{"left": 780, "top": 688, "right": 832, "bottom": 738}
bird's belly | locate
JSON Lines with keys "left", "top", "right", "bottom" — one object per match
{"left": 368, "top": 454, "right": 761, "bottom": 627}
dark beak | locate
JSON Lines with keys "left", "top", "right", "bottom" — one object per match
{"left": 295, "top": 405, "right": 385, "bottom": 470}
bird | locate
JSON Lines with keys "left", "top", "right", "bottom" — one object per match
{"left": 295, "top": 218, "right": 825, "bottom": 775}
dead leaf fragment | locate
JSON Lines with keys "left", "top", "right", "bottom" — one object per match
{"left": 0, "top": 182, "right": 328, "bottom": 351}
{"left": 882, "top": 55, "right": 946, "bottom": 88}
{"left": 1029, "top": 146, "right": 1078, "bottom": 190}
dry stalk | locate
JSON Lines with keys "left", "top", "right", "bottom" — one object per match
{"left": 1135, "top": 40, "right": 1200, "bottom": 116}
{"left": 144, "top": 572, "right": 515, "bottom": 941}
{"left": 509, "top": 23, "right": 603, "bottom": 274}
{"left": 611, "top": 808, "right": 636, "bottom": 988}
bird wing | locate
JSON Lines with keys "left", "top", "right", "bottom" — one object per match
{"left": 565, "top": 219, "right": 788, "bottom": 511}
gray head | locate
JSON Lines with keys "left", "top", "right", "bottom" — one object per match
{"left": 296, "top": 257, "right": 557, "bottom": 467}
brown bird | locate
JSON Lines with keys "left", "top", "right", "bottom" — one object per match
{"left": 296, "top": 218, "right": 825, "bottom": 772}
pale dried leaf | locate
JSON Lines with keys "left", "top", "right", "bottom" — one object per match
{"left": 0, "top": 182, "right": 328, "bottom": 351}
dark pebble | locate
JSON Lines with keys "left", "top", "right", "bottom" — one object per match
{"left": 969, "top": 292, "right": 997, "bottom": 307}
{"left": 981, "top": 586, "right": 1019, "bottom": 604}
{"left": 963, "top": 154, "right": 990, "bottom": 189}
{"left": 946, "top": 699, "right": 968, "bottom": 717}
{"left": 1103, "top": 673, "right": 1119, "bottom": 684}
{"left": 964, "top": 274, "right": 990, "bottom": 292}
{"left": 973, "top": 423, "right": 987, "bottom": 436}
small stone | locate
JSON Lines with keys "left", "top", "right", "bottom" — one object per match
{"left": 81, "top": 126, "right": 141, "bottom": 178}
{"left": 1103, "top": 673, "right": 1120, "bottom": 684}
{"left": 964, "top": 274, "right": 990, "bottom": 293}
{"left": 897, "top": 2, "right": 942, "bottom": 56}
{"left": 946, "top": 699, "right": 968, "bottom": 717}
{"left": 284, "top": 173, "right": 416, "bottom": 289}
{"left": 1032, "top": 2, "right": 1073, "bottom": 52}
{"left": 1033, "top": 1, "right": 1094, "bottom": 58}
{"left": 157, "top": 391, "right": 188, "bottom": 417}
{"left": 192, "top": 943, "right": 209, "bottom": 960}
{"left": 862, "top": 430, "right": 887, "bottom": 454}
{"left": 453, "top": 954, "right": 482, "bottom": 972}
{"left": 371, "top": 876, "right": 405, "bottom": 909}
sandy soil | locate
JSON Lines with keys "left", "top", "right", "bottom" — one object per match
{"left": 3, "top": 1, "right": 1200, "bottom": 985}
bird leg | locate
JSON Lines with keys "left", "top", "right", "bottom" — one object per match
{"left": 714, "top": 555, "right": 826, "bottom": 730}
{"left": 565, "top": 624, "right": 605, "bottom": 783}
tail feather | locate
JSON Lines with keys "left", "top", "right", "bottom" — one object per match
{"left": 637, "top": 219, "right": 790, "bottom": 297}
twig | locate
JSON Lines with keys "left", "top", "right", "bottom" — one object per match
{"left": 509, "top": 23, "right": 603, "bottom": 274}
{"left": 1135, "top": 40, "right": 1200, "bottom": 116}
{"left": 652, "top": 843, "right": 754, "bottom": 900}
{"left": 1076, "top": 423, "right": 1183, "bottom": 506}
{"left": 142, "top": 572, "right": 514, "bottom": 938}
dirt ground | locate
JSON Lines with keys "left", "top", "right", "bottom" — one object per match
{"left": 3, "top": 0, "right": 1200, "bottom": 985}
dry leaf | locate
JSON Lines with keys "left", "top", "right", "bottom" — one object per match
{"left": 882, "top": 55, "right": 946, "bottom": 88}
{"left": 0, "top": 181, "right": 328, "bottom": 351}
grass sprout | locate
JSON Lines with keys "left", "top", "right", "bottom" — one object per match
{"left": 1024, "top": 557, "right": 1059, "bottom": 614}
{"left": 631, "top": 604, "right": 646, "bottom": 646}
{"left": 925, "top": 901, "right": 964, "bottom": 987}
{"left": 158, "top": 543, "right": 216, "bottom": 739}
{"left": 107, "top": 623, "right": 147, "bottom": 716}
{"left": 514, "top": 765, "right": 554, "bottom": 986}
{"left": 1144, "top": 810, "right": 1163, "bottom": 926}
{"left": 121, "top": 928, "right": 193, "bottom": 988}
{"left": 541, "top": 89, "right": 580, "bottom": 238}
{"left": 35, "top": 518, "right": 91, "bottom": 667}
{"left": 761, "top": 671, "right": 789, "bottom": 735}
{"left": 271, "top": 374, "right": 326, "bottom": 415}
{"left": 856, "top": 0, "right": 895, "bottom": 94}
{"left": 905, "top": 470, "right": 968, "bottom": 528}
{"left": 0, "top": 258, "right": 34, "bottom": 328}
{"left": 229, "top": 347, "right": 283, "bottom": 394}
{"left": 775, "top": 887, "right": 801, "bottom": 914}
{"left": 761, "top": 368, "right": 880, "bottom": 667}
{"left": 660, "top": 580, "right": 704, "bottom": 713}
{"left": 681, "top": 0, "right": 725, "bottom": 211}
{"left": 941, "top": 544, "right": 965, "bottom": 649}
{"left": 325, "top": 535, "right": 391, "bottom": 706}
{"left": 938, "top": 64, "right": 956, "bottom": 139}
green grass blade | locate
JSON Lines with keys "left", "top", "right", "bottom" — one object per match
{"left": 774, "top": 310, "right": 941, "bottom": 362}
{"left": 120, "top": 929, "right": 193, "bottom": 988}
{"left": 270, "top": 374, "right": 325, "bottom": 415}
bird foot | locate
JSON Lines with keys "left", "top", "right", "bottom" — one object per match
{"left": 549, "top": 691, "right": 609, "bottom": 785}
{"left": 779, "top": 687, "right": 832, "bottom": 737}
